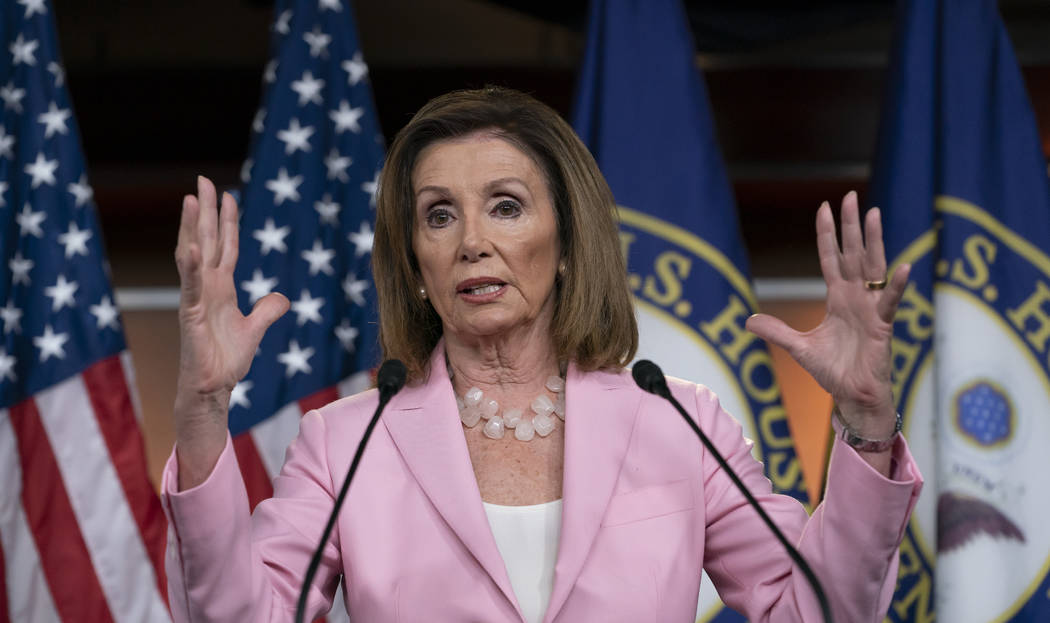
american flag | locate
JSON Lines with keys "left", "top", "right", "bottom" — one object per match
{"left": 228, "top": 0, "right": 382, "bottom": 559}
{"left": 0, "top": 0, "right": 170, "bottom": 621}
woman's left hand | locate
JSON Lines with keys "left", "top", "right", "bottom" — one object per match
{"left": 746, "top": 191, "right": 910, "bottom": 442}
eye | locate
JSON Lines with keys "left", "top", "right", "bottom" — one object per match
{"left": 425, "top": 207, "right": 453, "bottom": 228}
{"left": 492, "top": 199, "right": 521, "bottom": 218}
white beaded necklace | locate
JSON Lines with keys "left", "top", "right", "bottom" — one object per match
{"left": 451, "top": 370, "right": 565, "bottom": 442}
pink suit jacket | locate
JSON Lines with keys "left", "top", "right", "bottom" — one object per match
{"left": 162, "top": 344, "right": 922, "bottom": 622}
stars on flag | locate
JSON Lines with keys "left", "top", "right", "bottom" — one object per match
{"left": 58, "top": 221, "right": 92, "bottom": 258}
{"left": 25, "top": 152, "right": 59, "bottom": 188}
{"left": 1, "top": 301, "right": 22, "bottom": 334}
{"left": 0, "top": 126, "right": 14, "bottom": 159}
{"left": 361, "top": 170, "right": 379, "bottom": 206}
{"left": 38, "top": 102, "right": 72, "bottom": 139}
{"left": 330, "top": 100, "right": 364, "bottom": 134}
{"left": 16, "top": 203, "right": 46, "bottom": 238}
{"left": 68, "top": 174, "right": 94, "bottom": 207}
{"left": 342, "top": 273, "right": 368, "bottom": 306}
{"left": 241, "top": 269, "right": 279, "bottom": 304}
{"left": 277, "top": 340, "right": 314, "bottom": 377}
{"left": 277, "top": 118, "right": 315, "bottom": 155}
{"left": 47, "top": 61, "right": 64, "bottom": 86}
{"left": 324, "top": 148, "right": 351, "bottom": 182}
{"left": 319, "top": 0, "right": 343, "bottom": 12}
{"left": 0, "top": 181, "right": 8, "bottom": 207}
{"left": 348, "top": 221, "right": 374, "bottom": 257}
{"left": 10, "top": 33, "right": 38, "bottom": 67}
{"left": 34, "top": 325, "right": 69, "bottom": 362}
{"left": 301, "top": 239, "right": 335, "bottom": 276}
{"left": 9, "top": 252, "right": 33, "bottom": 285}
{"left": 266, "top": 168, "right": 303, "bottom": 205}
{"left": 0, "top": 348, "right": 15, "bottom": 382}
{"left": 342, "top": 52, "right": 368, "bottom": 86}
{"left": 291, "top": 70, "right": 324, "bottom": 106}
{"left": 230, "top": 380, "right": 253, "bottom": 409}
{"left": 1, "top": 81, "right": 26, "bottom": 113}
{"left": 273, "top": 9, "right": 292, "bottom": 35}
{"left": 44, "top": 275, "right": 78, "bottom": 311}
{"left": 290, "top": 290, "right": 325, "bottom": 326}
{"left": 253, "top": 218, "right": 290, "bottom": 255}
{"left": 89, "top": 295, "right": 119, "bottom": 330}
{"left": 17, "top": 0, "right": 47, "bottom": 18}
{"left": 303, "top": 26, "right": 331, "bottom": 58}
{"left": 314, "top": 193, "right": 340, "bottom": 225}
{"left": 253, "top": 108, "right": 267, "bottom": 133}
{"left": 264, "top": 59, "right": 279, "bottom": 85}
{"left": 335, "top": 320, "right": 358, "bottom": 352}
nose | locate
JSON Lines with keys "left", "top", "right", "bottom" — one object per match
{"left": 459, "top": 210, "right": 493, "bottom": 262}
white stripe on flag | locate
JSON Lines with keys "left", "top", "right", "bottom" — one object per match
{"left": 251, "top": 400, "right": 304, "bottom": 479}
{"left": 337, "top": 370, "right": 372, "bottom": 398}
{"left": 120, "top": 350, "right": 145, "bottom": 425}
{"left": 33, "top": 376, "right": 170, "bottom": 622}
{"left": 0, "top": 410, "right": 62, "bottom": 623}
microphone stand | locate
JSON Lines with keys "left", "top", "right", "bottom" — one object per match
{"left": 294, "top": 359, "right": 407, "bottom": 623}
{"left": 632, "top": 360, "right": 833, "bottom": 623}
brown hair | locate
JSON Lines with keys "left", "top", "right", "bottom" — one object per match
{"left": 372, "top": 87, "right": 637, "bottom": 381}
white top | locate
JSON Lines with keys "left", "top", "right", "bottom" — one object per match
{"left": 482, "top": 499, "right": 563, "bottom": 623}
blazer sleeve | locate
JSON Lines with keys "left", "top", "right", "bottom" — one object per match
{"left": 161, "top": 410, "right": 342, "bottom": 623}
{"left": 694, "top": 385, "right": 923, "bottom": 623}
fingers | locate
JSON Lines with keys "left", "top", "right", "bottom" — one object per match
{"left": 864, "top": 206, "right": 888, "bottom": 281}
{"left": 247, "top": 293, "right": 290, "bottom": 343}
{"left": 175, "top": 195, "right": 203, "bottom": 306}
{"left": 815, "top": 201, "right": 844, "bottom": 286}
{"left": 197, "top": 176, "right": 220, "bottom": 269}
{"left": 839, "top": 191, "right": 864, "bottom": 279}
{"left": 746, "top": 313, "right": 803, "bottom": 356}
{"left": 217, "top": 191, "right": 240, "bottom": 271}
{"left": 877, "top": 263, "right": 911, "bottom": 322}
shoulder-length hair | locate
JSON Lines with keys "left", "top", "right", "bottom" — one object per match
{"left": 372, "top": 86, "right": 637, "bottom": 382}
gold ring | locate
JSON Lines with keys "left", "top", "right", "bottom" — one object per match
{"left": 864, "top": 278, "right": 888, "bottom": 290}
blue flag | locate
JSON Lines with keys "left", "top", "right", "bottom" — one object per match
{"left": 572, "top": 1, "right": 808, "bottom": 621}
{"left": 1, "top": 0, "right": 169, "bottom": 620}
{"left": 870, "top": 1, "right": 1050, "bottom": 621}
{"left": 228, "top": 0, "right": 383, "bottom": 542}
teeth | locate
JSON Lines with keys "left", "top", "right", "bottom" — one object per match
{"left": 467, "top": 284, "right": 501, "bottom": 295}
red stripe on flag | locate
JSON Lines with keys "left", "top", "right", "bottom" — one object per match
{"left": 298, "top": 385, "right": 340, "bottom": 416}
{"left": 80, "top": 355, "right": 169, "bottom": 607}
{"left": 0, "top": 534, "right": 9, "bottom": 623}
{"left": 10, "top": 399, "right": 115, "bottom": 623}
{"left": 233, "top": 433, "right": 274, "bottom": 512}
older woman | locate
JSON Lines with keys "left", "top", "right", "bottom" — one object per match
{"left": 164, "top": 88, "right": 920, "bottom": 622}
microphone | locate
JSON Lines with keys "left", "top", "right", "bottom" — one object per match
{"left": 631, "top": 360, "right": 833, "bottom": 623}
{"left": 295, "top": 359, "right": 408, "bottom": 623}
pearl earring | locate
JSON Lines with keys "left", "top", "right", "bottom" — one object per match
{"left": 419, "top": 285, "right": 427, "bottom": 300}
{"left": 558, "top": 260, "right": 567, "bottom": 275}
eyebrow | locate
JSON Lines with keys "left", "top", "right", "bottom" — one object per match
{"left": 414, "top": 177, "right": 530, "bottom": 200}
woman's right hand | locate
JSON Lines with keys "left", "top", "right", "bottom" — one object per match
{"left": 173, "top": 176, "right": 289, "bottom": 490}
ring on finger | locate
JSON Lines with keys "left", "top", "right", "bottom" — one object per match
{"left": 864, "top": 278, "right": 888, "bottom": 290}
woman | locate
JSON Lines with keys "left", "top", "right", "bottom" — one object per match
{"left": 165, "top": 88, "right": 921, "bottom": 622}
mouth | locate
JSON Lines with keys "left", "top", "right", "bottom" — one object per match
{"left": 456, "top": 278, "right": 507, "bottom": 297}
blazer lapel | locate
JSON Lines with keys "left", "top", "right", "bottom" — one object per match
{"left": 544, "top": 364, "right": 641, "bottom": 623}
{"left": 382, "top": 342, "right": 522, "bottom": 619}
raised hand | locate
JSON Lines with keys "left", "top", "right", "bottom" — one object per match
{"left": 745, "top": 192, "right": 909, "bottom": 463}
{"left": 173, "top": 176, "right": 289, "bottom": 488}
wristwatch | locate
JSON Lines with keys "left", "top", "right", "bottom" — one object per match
{"left": 832, "top": 406, "right": 902, "bottom": 453}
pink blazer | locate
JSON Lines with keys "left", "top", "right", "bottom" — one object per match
{"left": 162, "top": 344, "right": 922, "bottom": 622}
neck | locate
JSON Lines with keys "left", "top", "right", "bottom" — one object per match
{"left": 443, "top": 324, "right": 560, "bottom": 402}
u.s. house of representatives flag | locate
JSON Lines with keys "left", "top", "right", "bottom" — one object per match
{"left": 870, "top": 0, "right": 1050, "bottom": 621}
{"left": 0, "top": 0, "right": 170, "bottom": 621}
{"left": 572, "top": 1, "right": 809, "bottom": 621}
{"left": 226, "top": 2, "right": 382, "bottom": 616}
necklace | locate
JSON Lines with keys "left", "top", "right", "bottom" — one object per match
{"left": 453, "top": 375, "right": 565, "bottom": 442}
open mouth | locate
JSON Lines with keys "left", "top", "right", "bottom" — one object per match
{"left": 457, "top": 279, "right": 507, "bottom": 296}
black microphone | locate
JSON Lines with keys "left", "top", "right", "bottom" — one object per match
{"left": 631, "top": 360, "right": 833, "bottom": 623}
{"left": 295, "top": 359, "right": 408, "bottom": 623}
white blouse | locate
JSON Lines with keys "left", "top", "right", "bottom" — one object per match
{"left": 482, "top": 499, "right": 563, "bottom": 623}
